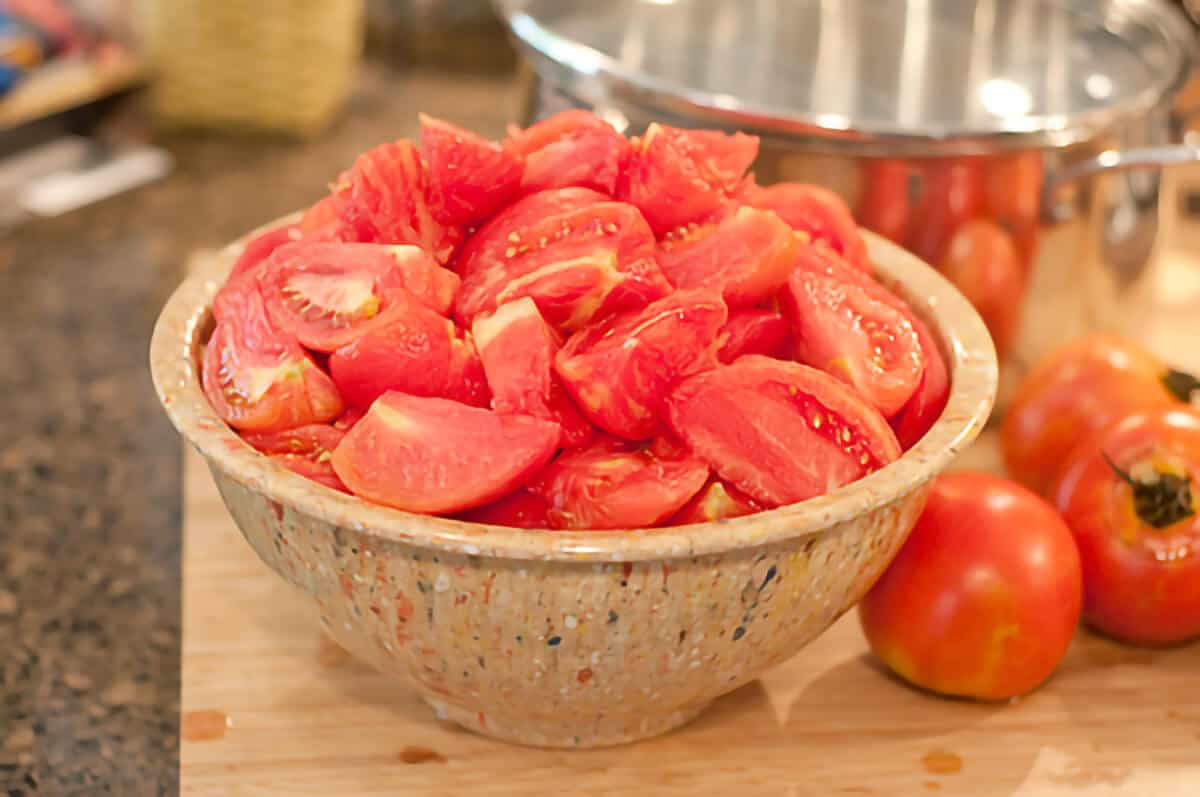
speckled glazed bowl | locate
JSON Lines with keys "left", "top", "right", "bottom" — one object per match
{"left": 151, "top": 223, "right": 997, "bottom": 748}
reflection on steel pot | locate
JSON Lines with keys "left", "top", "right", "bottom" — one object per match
{"left": 497, "top": 0, "right": 1200, "bottom": 407}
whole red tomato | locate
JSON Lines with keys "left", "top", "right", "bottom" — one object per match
{"left": 857, "top": 159, "right": 911, "bottom": 245}
{"left": 984, "top": 151, "right": 1043, "bottom": 273}
{"left": 1002, "top": 334, "right": 1200, "bottom": 496}
{"left": 1052, "top": 408, "right": 1200, "bottom": 645}
{"left": 939, "top": 219, "right": 1026, "bottom": 359}
{"left": 859, "top": 471, "right": 1082, "bottom": 701}
{"left": 907, "top": 158, "right": 985, "bottom": 266}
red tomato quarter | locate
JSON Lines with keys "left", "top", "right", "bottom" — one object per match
{"left": 939, "top": 219, "right": 1025, "bottom": 359}
{"left": 328, "top": 305, "right": 489, "bottom": 410}
{"left": 1002, "top": 334, "right": 1199, "bottom": 496}
{"left": 717, "top": 308, "right": 791, "bottom": 363}
{"left": 657, "top": 205, "right": 797, "bottom": 308}
{"left": 859, "top": 471, "right": 1082, "bottom": 701}
{"left": 331, "top": 393, "right": 561, "bottom": 513}
{"left": 242, "top": 424, "right": 347, "bottom": 492}
{"left": 528, "top": 436, "right": 710, "bottom": 529}
{"left": 621, "top": 123, "right": 758, "bottom": 234}
{"left": 888, "top": 313, "right": 951, "bottom": 450}
{"left": 667, "top": 478, "right": 762, "bottom": 525}
{"left": 456, "top": 488, "right": 552, "bottom": 529}
{"left": 505, "top": 110, "right": 631, "bottom": 196}
{"left": 202, "top": 290, "right": 344, "bottom": 433}
{"left": 419, "top": 113, "right": 523, "bottom": 227}
{"left": 1053, "top": 408, "right": 1200, "bottom": 645}
{"left": 472, "top": 297, "right": 557, "bottom": 418}
{"left": 667, "top": 356, "right": 900, "bottom": 507}
{"left": 780, "top": 243, "right": 924, "bottom": 417}
{"left": 556, "top": 289, "right": 728, "bottom": 440}
{"left": 229, "top": 224, "right": 302, "bottom": 280}
{"left": 741, "top": 181, "right": 870, "bottom": 272}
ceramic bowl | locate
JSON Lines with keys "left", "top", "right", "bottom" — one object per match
{"left": 151, "top": 224, "right": 997, "bottom": 748}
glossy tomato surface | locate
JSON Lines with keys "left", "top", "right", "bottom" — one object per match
{"left": 781, "top": 243, "right": 923, "bottom": 417}
{"left": 1002, "top": 334, "right": 1197, "bottom": 496}
{"left": 857, "top": 159, "right": 911, "bottom": 245}
{"left": 505, "top": 110, "right": 631, "bottom": 196}
{"left": 908, "top": 158, "right": 984, "bottom": 266}
{"left": 621, "top": 123, "right": 758, "bottom": 234}
{"left": 741, "top": 181, "right": 869, "bottom": 272}
{"left": 331, "top": 392, "right": 561, "bottom": 513}
{"left": 888, "top": 314, "right": 950, "bottom": 450}
{"left": 202, "top": 290, "right": 343, "bottom": 433}
{"left": 455, "top": 190, "right": 669, "bottom": 331}
{"left": 859, "top": 471, "right": 1082, "bottom": 701}
{"left": 939, "top": 219, "right": 1025, "bottom": 359}
{"left": 419, "top": 113, "right": 523, "bottom": 227}
{"left": 657, "top": 205, "right": 797, "bottom": 308}
{"left": 667, "top": 355, "right": 900, "bottom": 507}
{"left": 985, "top": 151, "right": 1043, "bottom": 271}
{"left": 528, "top": 436, "right": 710, "bottom": 529}
{"left": 1053, "top": 408, "right": 1200, "bottom": 645}
{"left": 328, "top": 305, "right": 489, "bottom": 410}
{"left": 556, "top": 289, "right": 727, "bottom": 440}
{"left": 717, "top": 308, "right": 791, "bottom": 363}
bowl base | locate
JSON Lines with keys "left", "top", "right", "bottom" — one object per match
{"left": 424, "top": 697, "right": 710, "bottom": 748}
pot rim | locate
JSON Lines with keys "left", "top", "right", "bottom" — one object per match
{"left": 150, "top": 221, "right": 997, "bottom": 562}
{"left": 499, "top": 0, "right": 1195, "bottom": 157}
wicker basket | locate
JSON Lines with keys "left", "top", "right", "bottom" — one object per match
{"left": 143, "top": 0, "right": 364, "bottom": 136}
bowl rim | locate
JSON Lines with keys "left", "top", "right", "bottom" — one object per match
{"left": 151, "top": 220, "right": 997, "bottom": 562}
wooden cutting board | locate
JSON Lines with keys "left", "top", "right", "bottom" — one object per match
{"left": 180, "top": 431, "right": 1200, "bottom": 797}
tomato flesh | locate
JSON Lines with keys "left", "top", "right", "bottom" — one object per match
{"left": 741, "top": 181, "right": 869, "bottom": 272}
{"left": 455, "top": 191, "right": 670, "bottom": 331}
{"left": 331, "top": 392, "right": 561, "bottom": 513}
{"left": 1053, "top": 408, "right": 1200, "bottom": 645}
{"left": 621, "top": 123, "right": 758, "bottom": 234}
{"left": 202, "top": 290, "right": 344, "bottom": 433}
{"left": 888, "top": 314, "right": 950, "bottom": 450}
{"left": 420, "top": 113, "right": 523, "bottom": 227}
{"left": 860, "top": 471, "right": 1082, "bottom": 701}
{"left": 331, "top": 138, "right": 458, "bottom": 263}
{"left": 242, "top": 424, "right": 347, "bottom": 492}
{"left": 780, "top": 243, "right": 924, "bottom": 417}
{"left": 556, "top": 289, "right": 727, "bottom": 440}
{"left": 328, "top": 304, "right": 489, "bottom": 410}
{"left": 717, "top": 308, "right": 791, "bottom": 363}
{"left": 472, "top": 297, "right": 557, "bottom": 418}
{"left": 298, "top": 195, "right": 344, "bottom": 240}
{"left": 505, "top": 110, "right": 631, "bottom": 196}
{"left": 667, "top": 478, "right": 762, "bottom": 525}
{"left": 528, "top": 436, "right": 709, "bottom": 529}
{"left": 667, "top": 355, "right": 900, "bottom": 507}
{"left": 657, "top": 206, "right": 797, "bottom": 308}
{"left": 229, "top": 224, "right": 302, "bottom": 280}
{"left": 456, "top": 488, "right": 552, "bottom": 528}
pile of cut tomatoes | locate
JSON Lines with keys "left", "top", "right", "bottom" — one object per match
{"left": 202, "top": 111, "right": 949, "bottom": 529}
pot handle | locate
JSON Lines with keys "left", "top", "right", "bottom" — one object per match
{"left": 1047, "top": 144, "right": 1200, "bottom": 188}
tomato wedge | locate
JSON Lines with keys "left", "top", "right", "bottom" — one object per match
{"left": 657, "top": 206, "right": 797, "bottom": 308}
{"left": 667, "top": 355, "right": 901, "bottom": 506}
{"left": 668, "top": 478, "right": 762, "bottom": 525}
{"left": 740, "top": 181, "right": 870, "bottom": 272}
{"left": 420, "top": 113, "right": 523, "bottom": 227}
{"left": 504, "top": 110, "right": 631, "bottom": 196}
{"left": 528, "top": 436, "right": 710, "bottom": 529}
{"left": 621, "top": 123, "right": 758, "bottom": 234}
{"left": 455, "top": 191, "right": 670, "bottom": 331}
{"left": 472, "top": 297, "right": 557, "bottom": 418}
{"left": 556, "top": 289, "right": 727, "bottom": 440}
{"left": 330, "top": 393, "right": 561, "bottom": 513}
{"left": 328, "top": 304, "right": 489, "bottom": 409}
{"left": 257, "top": 242, "right": 460, "bottom": 352}
{"left": 242, "top": 424, "right": 348, "bottom": 492}
{"left": 888, "top": 313, "right": 950, "bottom": 450}
{"left": 229, "top": 224, "right": 303, "bottom": 280}
{"left": 331, "top": 138, "right": 459, "bottom": 263}
{"left": 717, "top": 308, "right": 791, "bottom": 363}
{"left": 202, "top": 290, "right": 344, "bottom": 433}
{"left": 780, "top": 243, "right": 924, "bottom": 417}
{"left": 456, "top": 488, "right": 552, "bottom": 529}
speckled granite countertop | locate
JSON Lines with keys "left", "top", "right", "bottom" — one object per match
{"left": 0, "top": 66, "right": 521, "bottom": 795}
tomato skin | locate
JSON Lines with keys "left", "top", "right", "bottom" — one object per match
{"left": 621, "top": 123, "right": 758, "bottom": 234}
{"left": 888, "top": 314, "right": 950, "bottom": 450}
{"left": 667, "top": 478, "right": 762, "bottom": 524}
{"left": 1002, "top": 334, "right": 1188, "bottom": 496}
{"left": 667, "top": 355, "right": 900, "bottom": 507}
{"left": 528, "top": 436, "right": 710, "bottom": 529}
{"left": 657, "top": 206, "right": 797, "bottom": 308}
{"left": 857, "top": 159, "right": 911, "bottom": 245}
{"left": 717, "top": 308, "right": 791, "bottom": 363}
{"left": 298, "top": 195, "right": 344, "bottom": 240}
{"left": 229, "top": 224, "right": 303, "bottom": 280}
{"left": 555, "top": 289, "right": 728, "bottom": 441}
{"left": 939, "top": 219, "right": 1025, "bottom": 359}
{"left": 1052, "top": 409, "right": 1200, "bottom": 645}
{"left": 781, "top": 243, "right": 924, "bottom": 417}
{"left": 331, "top": 392, "right": 561, "bottom": 514}
{"left": 741, "top": 182, "right": 870, "bottom": 272}
{"left": 420, "top": 113, "right": 524, "bottom": 227}
{"left": 859, "top": 471, "right": 1082, "bottom": 701}
{"left": 456, "top": 488, "right": 552, "bottom": 528}
{"left": 505, "top": 110, "right": 631, "bottom": 196}
{"left": 908, "top": 159, "right": 985, "bottom": 266}
{"left": 985, "top": 151, "right": 1043, "bottom": 272}
{"left": 268, "top": 454, "right": 348, "bottom": 492}
{"left": 328, "top": 305, "right": 490, "bottom": 410}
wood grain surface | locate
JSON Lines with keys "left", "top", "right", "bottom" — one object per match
{"left": 180, "top": 432, "right": 1200, "bottom": 797}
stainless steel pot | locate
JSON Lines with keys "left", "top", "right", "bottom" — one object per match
{"left": 497, "top": 0, "right": 1200, "bottom": 405}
